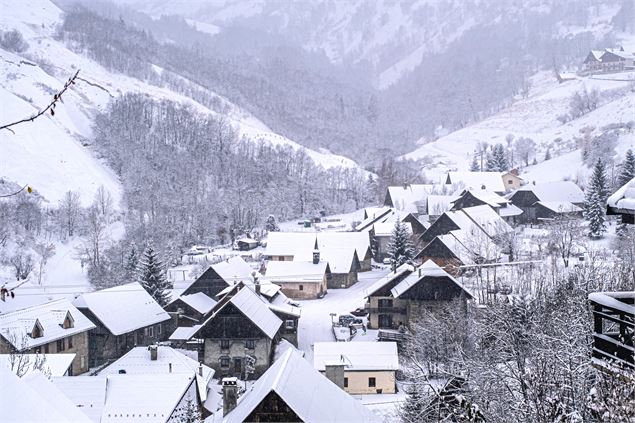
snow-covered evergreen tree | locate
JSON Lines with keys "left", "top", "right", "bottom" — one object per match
{"left": 138, "top": 243, "right": 171, "bottom": 306}
{"left": 617, "top": 149, "right": 634, "bottom": 188}
{"left": 124, "top": 242, "right": 139, "bottom": 280}
{"left": 584, "top": 159, "right": 608, "bottom": 238}
{"left": 265, "top": 214, "right": 280, "bottom": 232}
{"left": 470, "top": 156, "right": 480, "bottom": 172}
{"left": 400, "top": 384, "right": 424, "bottom": 423}
{"left": 485, "top": 144, "right": 508, "bottom": 172}
{"left": 387, "top": 220, "right": 415, "bottom": 267}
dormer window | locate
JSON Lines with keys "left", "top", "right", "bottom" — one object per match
{"left": 31, "top": 319, "right": 44, "bottom": 339}
{"left": 61, "top": 311, "right": 75, "bottom": 329}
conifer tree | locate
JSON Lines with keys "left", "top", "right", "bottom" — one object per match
{"left": 388, "top": 220, "right": 415, "bottom": 267}
{"left": 585, "top": 159, "right": 608, "bottom": 238}
{"left": 400, "top": 384, "right": 424, "bottom": 422}
{"left": 470, "top": 156, "right": 480, "bottom": 172}
{"left": 544, "top": 148, "right": 551, "bottom": 161}
{"left": 485, "top": 144, "right": 508, "bottom": 172}
{"left": 124, "top": 242, "right": 138, "bottom": 280}
{"left": 138, "top": 243, "right": 171, "bottom": 306}
{"left": 617, "top": 149, "right": 635, "bottom": 188}
{"left": 265, "top": 214, "right": 280, "bottom": 232}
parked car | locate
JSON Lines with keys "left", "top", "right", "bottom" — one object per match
{"left": 350, "top": 307, "right": 368, "bottom": 317}
{"left": 382, "top": 258, "right": 392, "bottom": 265}
{"left": 339, "top": 314, "right": 363, "bottom": 327}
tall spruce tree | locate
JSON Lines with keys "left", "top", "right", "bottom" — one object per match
{"left": 585, "top": 159, "right": 608, "bottom": 238}
{"left": 470, "top": 155, "right": 480, "bottom": 172}
{"left": 387, "top": 220, "right": 415, "bottom": 267}
{"left": 617, "top": 149, "right": 635, "bottom": 187}
{"left": 138, "top": 243, "right": 171, "bottom": 306}
{"left": 485, "top": 144, "right": 509, "bottom": 172}
{"left": 124, "top": 242, "right": 138, "bottom": 280}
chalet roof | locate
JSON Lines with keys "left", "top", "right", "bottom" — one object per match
{"left": 265, "top": 232, "right": 316, "bottom": 257}
{"left": 607, "top": 177, "right": 635, "bottom": 212}
{"left": 0, "top": 299, "right": 95, "bottom": 350}
{"left": 0, "top": 353, "right": 75, "bottom": 377}
{"left": 356, "top": 207, "right": 394, "bottom": 231}
{"left": 169, "top": 324, "right": 202, "bottom": 341}
{"left": 454, "top": 189, "right": 510, "bottom": 208}
{"left": 446, "top": 171, "right": 505, "bottom": 192}
{"left": 266, "top": 232, "right": 371, "bottom": 264}
{"left": 364, "top": 263, "right": 415, "bottom": 298}
{"left": 588, "top": 292, "right": 635, "bottom": 315}
{"left": 1, "top": 368, "right": 93, "bottom": 423}
{"left": 317, "top": 232, "right": 371, "bottom": 260}
{"left": 265, "top": 260, "right": 329, "bottom": 284}
{"left": 373, "top": 221, "right": 412, "bottom": 237}
{"left": 386, "top": 184, "right": 435, "bottom": 213}
{"left": 515, "top": 181, "right": 584, "bottom": 203}
{"left": 222, "top": 348, "right": 380, "bottom": 423}
{"left": 536, "top": 201, "right": 582, "bottom": 213}
{"left": 73, "top": 282, "right": 170, "bottom": 336}
{"left": 178, "top": 292, "right": 217, "bottom": 314}
{"left": 604, "top": 48, "right": 634, "bottom": 60}
{"left": 391, "top": 260, "right": 473, "bottom": 299}
{"left": 313, "top": 341, "right": 399, "bottom": 371}
{"left": 462, "top": 205, "right": 513, "bottom": 237}
{"left": 499, "top": 203, "right": 524, "bottom": 217}
{"left": 102, "top": 373, "right": 195, "bottom": 423}
{"left": 100, "top": 346, "right": 214, "bottom": 403}
{"left": 588, "top": 50, "right": 605, "bottom": 62}
{"left": 52, "top": 376, "right": 107, "bottom": 422}
{"left": 212, "top": 256, "right": 255, "bottom": 284}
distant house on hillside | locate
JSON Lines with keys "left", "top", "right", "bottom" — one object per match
{"left": 445, "top": 171, "right": 506, "bottom": 193}
{"left": 364, "top": 261, "right": 473, "bottom": 330}
{"left": 508, "top": 181, "right": 584, "bottom": 223}
{"left": 583, "top": 47, "right": 635, "bottom": 73}
{"left": 313, "top": 342, "right": 399, "bottom": 395}
{"left": 0, "top": 299, "right": 95, "bottom": 375}
{"left": 73, "top": 282, "right": 171, "bottom": 368}
{"left": 218, "top": 348, "right": 380, "bottom": 423}
{"left": 502, "top": 170, "right": 523, "bottom": 191}
{"left": 606, "top": 176, "right": 635, "bottom": 224}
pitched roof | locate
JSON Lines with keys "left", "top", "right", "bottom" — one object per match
{"left": 364, "top": 263, "right": 415, "bottom": 298}
{"left": 265, "top": 233, "right": 316, "bottom": 257}
{"left": 313, "top": 342, "right": 399, "bottom": 371}
{"left": 178, "top": 292, "right": 217, "bottom": 314}
{"left": 356, "top": 207, "right": 394, "bottom": 231}
{"left": 0, "top": 353, "right": 75, "bottom": 377}
{"left": 461, "top": 205, "right": 513, "bottom": 238}
{"left": 223, "top": 348, "right": 380, "bottom": 423}
{"left": 454, "top": 189, "right": 510, "bottom": 208}
{"left": 386, "top": 184, "right": 435, "bottom": 212}
{"left": 317, "top": 232, "right": 371, "bottom": 260}
{"left": 52, "top": 376, "right": 107, "bottom": 422}
{"left": 212, "top": 256, "right": 255, "bottom": 284}
{"left": 446, "top": 171, "right": 505, "bottom": 192}
{"left": 427, "top": 194, "right": 459, "bottom": 216}
{"left": 536, "top": 201, "right": 582, "bottom": 213}
{"left": 607, "top": 177, "right": 635, "bottom": 212}
{"left": 516, "top": 181, "right": 584, "bottom": 203}
{"left": 373, "top": 221, "right": 412, "bottom": 237}
{"left": 0, "top": 299, "right": 95, "bottom": 349}
{"left": 265, "top": 260, "right": 329, "bottom": 284}
{"left": 391, "top": 260, "right": 473, "bottom": 299}
{"left": 73, "top": 282, "right": 170, "bottom": 336}
{"left": 0, "top": 368, "right": 92, "bottom": 423}
{"left": 100, "top": 346, "right": 214, "bottom": 402}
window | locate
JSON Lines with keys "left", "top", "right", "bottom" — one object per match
{"left": 344, "top": 377, "right": 349, "bottom": 388}
{"left": 378, "top": 298, "right": 393, "bottom": 308}
{"left": 220, "top": 357, "right": 230, "bottom": 368}
{"left": 508, "top": 179, "right": 513, "bottom": 185}
{"left": 245, "top": 339, "right": 256, "bottom": 350}
{"left": 148, "top": 326, "right": 154, "bottom": 338}
{"left": 157, "top": 324, "right": 162, "bottom": 335}
{"left": 31, "top": 320, "right": 43, "bottom": 338}
{"left": 285, "top": 320, "right": 295, "bottom": 329}
{"left": 44, "top": 344, "right": 49, "bottom": 354}
{"left": 220, "top": 339, "right": 230, "bottom": 350}
{"left": 62, "top": 312, "right": 74, "bottom": 329}
{"left": 368, "top": 377, "right": 376, "bottom": 388}
{"left": 81, "top": 355, "right": 85, "bottom": 369}
{"left": 57, "top": 339, "right": 65, "bottom": 352}
{"left": 299, "top": 285, "right": 304, "bottom": 291}
{"left": 68, "top": 335, "right": 73, "bottom": 349}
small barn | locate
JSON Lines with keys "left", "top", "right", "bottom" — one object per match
{"left": 264, "top": 254, "right": 330, "bottom": 300}
{"left": 508, "top": 181, "right": 584, "bottom": 223}
{"left": 236, "top": 238, "right": 259, "bottom": 251}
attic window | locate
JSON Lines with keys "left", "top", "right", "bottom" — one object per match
{"left": 61, "top": 312, "right": 75, "bottom": 329}
{"left": 30, "top": 320, "right": 44, "bottom": 339}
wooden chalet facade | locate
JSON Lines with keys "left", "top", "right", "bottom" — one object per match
{"left": 419, "top": 213, "right": 461, "bottom": 244}
{"left": 326, "top": 250, "right": 361, "bottom": 289}
{"left": 415, "top": 236, "right": 463, "bottom": 272}
{"left": 181, "top": 266, "right": 234, "bottom": 299}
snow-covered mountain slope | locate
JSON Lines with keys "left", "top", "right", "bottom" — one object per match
{"left": 403, "top": 68, "right": 635, "bottom": 185}
{"left": 127, "top": 0, "right": 628, "bottom": 89}
{"left": 0, "top": 0, "right": 362, "bottom": 207}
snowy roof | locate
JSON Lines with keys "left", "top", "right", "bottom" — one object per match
{"left": 0, "top": 299, "right": 95, "bottom": 349}
{"left": 446, "top": 172, "right": 505, "bottom": 192}
{"left": 0, "top": 353, "right": 75, "bottom": 377}
{"left": 356, "top": 207, "right": 394, "bottom": 231}
{"left": 317, "top": 232, "right": 371, "bottom": 259}
{"left": 73, "top": 282, "right": 170, "bottom": 336}
{"left": 101, "top": 373, "right": 195, "bottom": 423}
{"left": 223, "top": 348, "right": 380, "bottom": 423}
{"left": 386, "top": 184, "right": 434, "bottom": 212}
{"left": 499, "top": 203, "right": 524, "bottom": 217}
{"left": 536, "top": 201, "right": 582, "bottom": 213}
{"left": 427, "top": 195, "right": 459, "bottom": 216}
{"left": 265, "top": 232, "right": 316, "bottom": 257}
{"left": 313, "top": 341, "right": 399, "bottom": 371}
{"left": 588, "top": 292, "right": 635, "bottom": 315}
{"left": 455, "top": 189, "right": 510, "bottom": 208}
{"left": 391, "top": 260, "right": 473, "bottom": 299}
{"left": 516, "top": 181, "right": 584, "bottom": 203}
{"left": 604, "top": 48, "right": 634, "bottom": 60}
{"left": 169, "top": 324, "right": 202, "bottom": 341}
{"left": 607, "top": 177, "right": 635, "bottom": 212}
{"left": 590, "top": 50, "right": 605, "bottom": 61}
{"left": 265, "top": 260, "right": 329, "bottom": 283}
{"left": 212, "top": 256, "right": 255, "bottom": 284}
{"left": 52, "top": 376, "right": 107, "bottom": 422}
{"left": 461, "top": 205, "right": 513, "bottom": 238}
{"left": 364, "top": 263, "right": 415, "bottom": 298}
{"left": 100, "top": 346, "right": 214, "bottom": 402}
{"left": 0, "top": 368, "right": 92, "bottom": 423}
{"left": 320, "top": 248, "right": 358, "bottom": 273}
{"left": 178, "top": 292, "right": 217, "bottom": 314}
{"left": 373, "top": 221, "right": 412, "bottom": 237}
{"left": 266, "top": 232, "right": 370, "bottom": 263}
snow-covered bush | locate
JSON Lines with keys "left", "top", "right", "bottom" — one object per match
{"left": 0, "top": 29, "right": 29, "bottom": 53}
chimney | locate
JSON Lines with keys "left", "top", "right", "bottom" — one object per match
{"left": 168, "top": 362, "right": 172, "bottom": 373}
{"left": 313, "top": 249, "right": 320, "bottom": 265}
{"left": 222, "top": 377, "right": 239, "bottom": 416}
{"left": 391, "top": 263, "right": 396, "bottom": 274}
{"left": 324, "top": 362, "right": 345, "bottom": 390}
{"left": 418, "top": 267, "right": 422, "bottom": 277}
{"left": 198, "top": 363, "right": 203, "bottom": 377}
{"left": 148, "top": 345, "right": 158, "bottom": 361}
